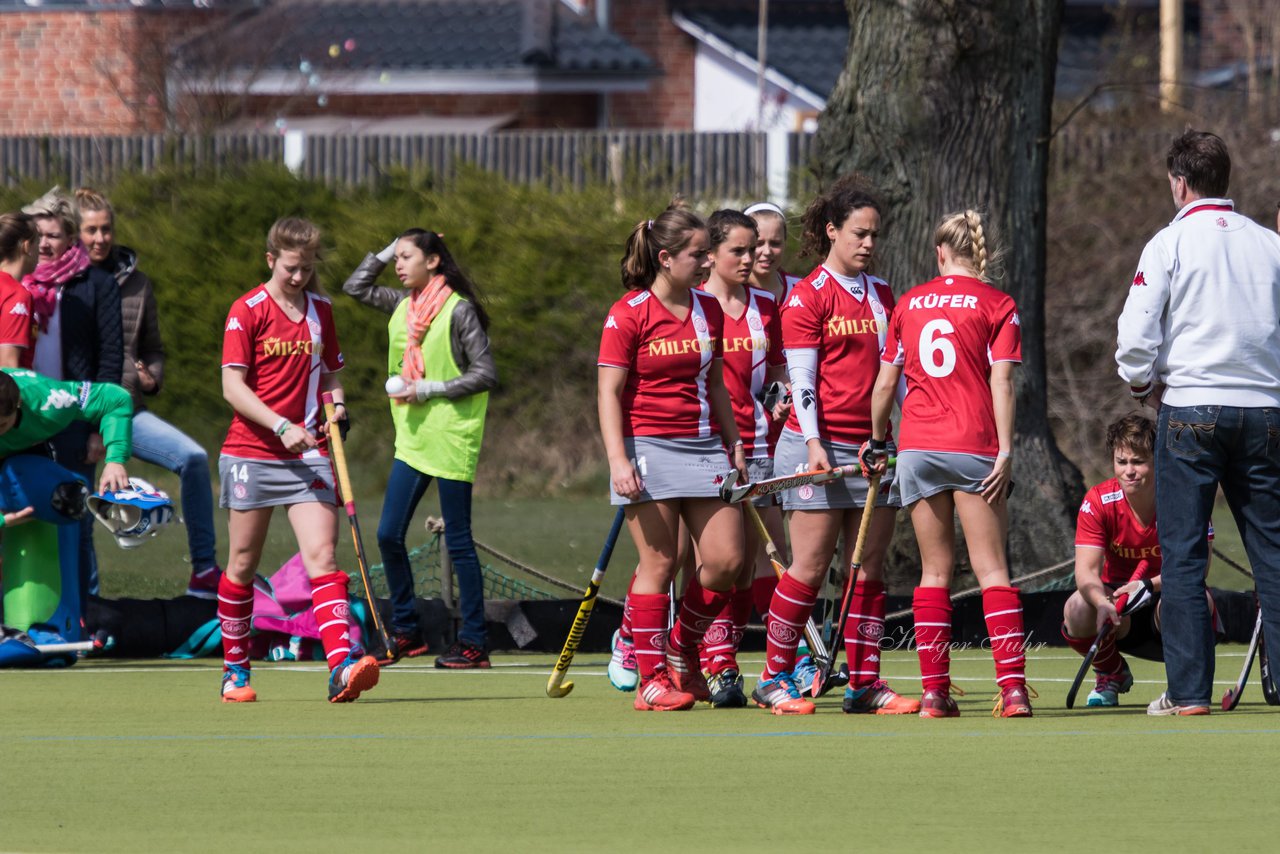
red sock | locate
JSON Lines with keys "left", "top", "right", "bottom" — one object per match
{"left": 844, "top": 579, "right": 886, "bottom": 689}
{"left": 629, "top": 592, "right": 669, "bottom": 681}
{"left": 913, "top": 586, "right": 952, "bottom": 692}
{"left": 699, "top": 586, "right": 754, "bottom": 674}
{"left": 983, "top": 585, "right": 1026, "bottom": 689}
{"left": 1062, "top": 622, "right": 1124, "bottom": 675}
{"left": 218, "top": 575, "right": 254, "bottom": 670}
{"left": 763, "top": 572, "right": 819, "bottom": 679}
{"left": 310, "top": 571, "right": 355, "bottom": 671}
{"left": 730, "top": 586, "right": 753, "bottom": 657}
{"left": 619, "top": 573, "right": 637, "bottom": 641}
{"left": 670, "top": 573, "right": 731, "bottom": 656}
{"left": 751, "top": 575, "right": 778, "bottom": 621}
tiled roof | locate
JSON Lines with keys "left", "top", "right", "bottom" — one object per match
{"left": 676, "top": 1, "right": 848, "bottom": 99}
{"left": 180, "top": 0, "right": 653, "bottom": 77}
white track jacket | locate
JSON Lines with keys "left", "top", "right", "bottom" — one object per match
{"left": 1116, "top": 198, "right": 1280, "bottom": 408}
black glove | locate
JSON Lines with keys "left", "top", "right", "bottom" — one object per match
{"left": 858, "top": 439, "right": 887, "bottom": 477}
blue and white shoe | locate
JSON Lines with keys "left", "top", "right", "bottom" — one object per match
{"left": 1086, "top": 660, "right": 1134, "bottom": 707}
{"left": 793, "top": 655, "right": 850, "bottom": 697}
{"left": 608, "top": 630, "right": 639, "bottom": 692}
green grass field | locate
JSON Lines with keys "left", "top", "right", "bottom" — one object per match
{"left": 0, "top": 647, "right": 1276, "bottom": 853}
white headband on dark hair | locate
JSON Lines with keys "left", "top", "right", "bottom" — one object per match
{"left": 744, "top": 202, "right": 785, "bottom": 218}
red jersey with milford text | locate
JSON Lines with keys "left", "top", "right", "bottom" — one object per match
{"left": 0, "top": 272, "right": 33, "bottom": 368}
{"left": 781, "top": 266, "right": 894, "bottom": 445}
{"left": 709, "top": 286, "right": 784, "bottom": 457}
{"left": 598, "top": 288, "right": 724, "bottom": 439}
{"left": 1075, "top": 477, "right": 1214, "bottom": 585}
{"left": 883, "top": 275, "right": 1020, "bottom": 455}
{"left": 220, "top": 286, "right": 344, "bottom": 461}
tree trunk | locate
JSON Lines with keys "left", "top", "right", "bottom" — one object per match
{"left": 815, "top": 0, "right": 1083, "bottom": 589}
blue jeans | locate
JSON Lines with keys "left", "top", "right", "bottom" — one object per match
{"left": 131, "top": 410, "right": 217, "bottom": 571}
{"left": 376, "top": 459, "right": 486, "bottom": 645}
{"left": 1156, "top": 405, "right": 1280, "bottom": 707}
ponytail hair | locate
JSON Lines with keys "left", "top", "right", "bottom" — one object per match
{"left": 0, "top": 212, "right": 37, "bottom": 263}
{"left": 800, "top": 173, "right": 882, "bottom": 260}
{"left": 74, "top": 187, "right": 114, "bottom": 224}
{"left": 620, "top": 198, "right": 705, "bottom": 290}
{"left": 934, "top": 209, "right": 1000, "bottom": 282}
{"left": 398, "top": 228, "right": 490, "bottom": 330}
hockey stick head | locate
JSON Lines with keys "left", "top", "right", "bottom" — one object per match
{"left": 546, "top": 675, "right": 575, "bottom": 698}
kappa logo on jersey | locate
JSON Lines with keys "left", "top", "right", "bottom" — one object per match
{"left": 8, "top": 302, "right": 28, "bottom": 316}
{"left": 787, "top": 294, "right": 803, "bottom": 308}
{"left": 39, "top": 388, "right": 79, "bottom": 412}
{"left": 1100, "top": 489, "right": 1123, "bottom": 504}
{"left": 1010, "top": 312, "right": 1021, "bottom": 326}
{"left": 1080, "top": 499, "right": 1093, "bottom": 516}
{"left": 604, "top": 314, "right": 618, "bottom": 330}
{"left": 1132, "top": 271, "right": 1146, "bottom": 287}
{"left": 226, "top": 317, "right": 244, "bottom": 332}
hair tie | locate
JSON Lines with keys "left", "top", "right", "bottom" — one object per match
{"left": 744, "top": 202, "right": 785, "bottom": 218}
{"left": 646, "top": 219, "right": 654, "bottom": 231}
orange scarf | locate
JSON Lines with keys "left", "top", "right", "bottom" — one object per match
{"left": 400, "top": 274, "right": 453, "bottom": 382}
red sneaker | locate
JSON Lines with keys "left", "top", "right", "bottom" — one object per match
{"left": 919, "top": 688, "right": 960, "bottom": 718}
{"left": 635, "top": 668, "right": 697, "bottom": 711}
{"left": 994, "top": 683, "right": 1034, "bottom": 718}
{"left": 665, "top": 642, "right": 711, "bottom": 702}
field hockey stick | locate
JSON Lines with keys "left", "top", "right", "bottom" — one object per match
{"left": 1222, "top": 608, "right": 1263, "bottom": 711}
{"left": 810, "top": 473, "right": 880, "bottom": 698}
{"left": 35, "top": 630, "right": 114, "bottom": 656}
{"left": 744, "top": 502, "right": 828, "bottom": 662}
{"left": 322, "top": 392, "right": 395, "bottom": 662}
{"left": 1065, "top": 563, "right": 1150, "bottom": 708}
{"left": 720, "top": 464, "right": 859, "bottom": 504}
{"left": 547, "top": 507, "right": 626, "bottom": 698}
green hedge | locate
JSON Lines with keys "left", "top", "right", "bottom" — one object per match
{"left": 0, "top": 165, "right": 679, "bottom": 494}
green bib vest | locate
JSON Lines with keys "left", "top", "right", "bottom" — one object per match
{"left": 387, "top": 292, "right": 488, "bottom": 482}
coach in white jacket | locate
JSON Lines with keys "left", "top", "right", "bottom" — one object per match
{"left": 1116, "top": 130, "right": 1280, "bottom": 715}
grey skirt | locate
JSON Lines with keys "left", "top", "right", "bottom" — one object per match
{"left": 893, "top": 449, "right": 996, "bottom": 506}
{"left": 219, "top": 454, "right": 337, "bottom": 510}
{"left": 609, "top": 435, "right": 733, "bottom": 505}
{"left": 773, "top": 428, "right": 897, "bottom": 511}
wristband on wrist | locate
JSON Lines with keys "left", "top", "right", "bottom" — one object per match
{"left": 731, "top": 439, "right": 744, "bottom": 449}
{"left": 997, "top": 450, "right": 1010, "bottom": 459}
{"left": 273, "top": 417, "right": 291, "bottom": 437}
{"left": 1129, "top": 382, "right": 1152, "bottom": 401}
{"left": 867, "top": 438, "right": 887, "bottom": 453}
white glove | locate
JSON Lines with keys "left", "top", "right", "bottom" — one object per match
{"left": 414, "top": 380, "right": 447, "bottom": 402}
{"left": 375, "top": 239, "right": 398, "bottom": 264}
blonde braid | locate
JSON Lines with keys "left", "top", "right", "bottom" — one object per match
{"left": 964, "top": 209, "right": 987, "bottom": 280}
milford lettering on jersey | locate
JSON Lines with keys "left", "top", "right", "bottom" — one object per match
{"left": 907, "top": 293, "right": 979, "bottom": 311}
{"left": 1111, "top": 541, "right": 1161, "bottom": 560}
{"left": 261, "top": 336, "right": 317, "bottom": 357}
{"left": 647, "top": 337, "right": 716, "bottom": 357}
{"left": 722, "top": 335, "right": 769, "bottom": 354}
{"left": 825, "top": 315, "right": 886, "bottom": 337}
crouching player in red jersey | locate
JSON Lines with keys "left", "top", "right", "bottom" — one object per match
{"left": 217, "top": 218, "right": 379, "bottom": 704}
{"left": 756, "top": 176, "right": 919, "bottom": 716}
{"left": 867, "top": 209, "right": 1029, "bottom": 718}
{"left": 1063, "top": 413, "right": 1216, "bottom": 707}
{"left": 598, "top": 203, "right": 748, "bottom": 711}
{"left": 695, "top": 209, "right": 787, "bottom": 707}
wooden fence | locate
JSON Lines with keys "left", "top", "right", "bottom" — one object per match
{"left": 0, "top": 126, "right": 1148, "bottom": 199}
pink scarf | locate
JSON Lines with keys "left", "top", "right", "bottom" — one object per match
{"left": 400, "top": 274, "right": 453, "bottom": 382}
{"left": 22, "top": 242, "right": 90, "bottom": 332}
